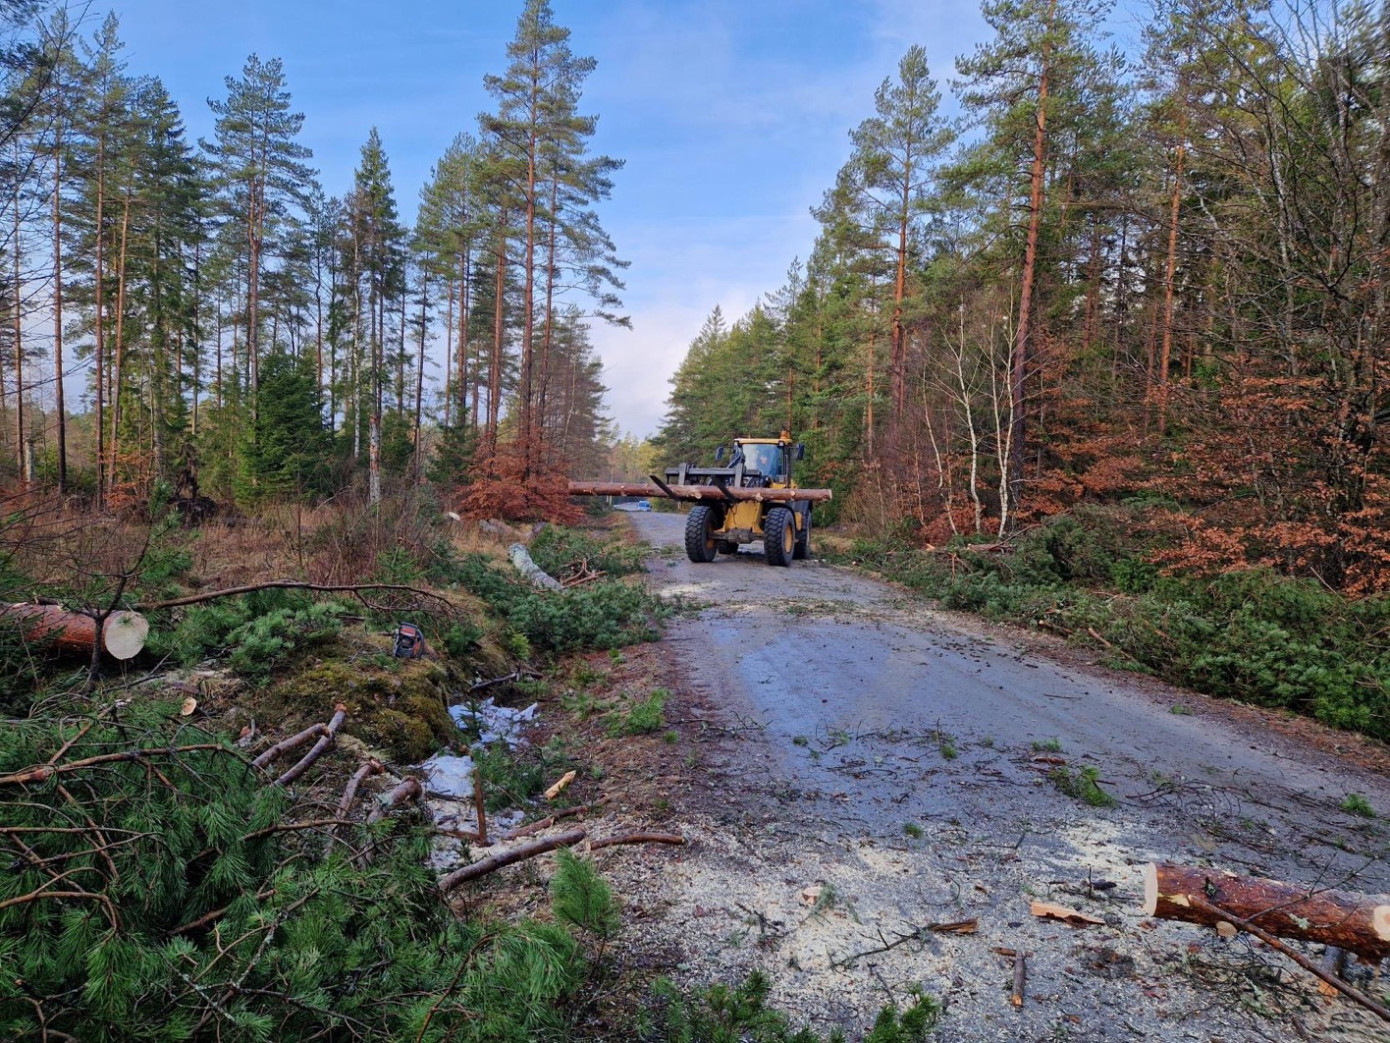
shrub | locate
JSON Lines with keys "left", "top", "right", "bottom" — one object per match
{"left": 0, "top": 705, "right": 595, "bottom": 1041}
{"left": 643, "top": 970, "right": 938, "bottom": 1043}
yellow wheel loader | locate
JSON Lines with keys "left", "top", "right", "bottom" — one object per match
{"left": 674, "top": 436, "right": 814, "bottom": 566}
{"left": 565, "top": 433, "right": 832, "bottom": 568}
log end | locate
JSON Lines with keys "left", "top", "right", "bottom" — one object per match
{"left": 1374, "top": 904, "right": 1390, "bottom": 944}
{"left": 103, "top": 611, "right": 150, "bottom": 661}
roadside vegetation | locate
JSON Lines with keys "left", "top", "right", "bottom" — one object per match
{"left": 0, "top": 491, "right": 668, "bottom": 1040}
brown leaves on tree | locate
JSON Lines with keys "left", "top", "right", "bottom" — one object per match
{"left": 456, "top": 439, "right": 583, "bottom": 524}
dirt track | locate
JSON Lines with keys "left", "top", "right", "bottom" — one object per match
{"left": 615, "top": 511, "right": 1390, "bottom": 1041}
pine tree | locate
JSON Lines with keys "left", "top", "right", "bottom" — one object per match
{"left": 480, "top": 0, "right": 624, "bottom": 472}
{"left": 203, "top": 54, "right": 316, "bottom": 416}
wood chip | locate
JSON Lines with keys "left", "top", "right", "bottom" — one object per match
{"left": 543, "top": 770, "right": 577, "bottom": 801}
{"left": 180, "top": 696, "right": 197, "bottom": 716}
{"left": 1030, "top": 900, "right": 1105, "bottom": 926}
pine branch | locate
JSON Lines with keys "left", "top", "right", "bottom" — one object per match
{"left": 0, "top": 743, "right": 236, "bottom": 786}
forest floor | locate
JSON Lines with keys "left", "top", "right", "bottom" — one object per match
{"left": 577, "top": 511, "right": 1390, "bottom": 1042}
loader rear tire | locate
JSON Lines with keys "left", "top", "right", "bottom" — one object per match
{"left": 764, "top": 507, "right": 795, "bottom": 567}
{"left": 685, "top": 506, "right": 719, "bottom": 563}
{"left": 793, "top": 510, "right": 811, "bottom": 560}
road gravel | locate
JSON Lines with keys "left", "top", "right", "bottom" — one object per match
{"left": 613, "top": 511, "right": 1390, "bottom": 1042}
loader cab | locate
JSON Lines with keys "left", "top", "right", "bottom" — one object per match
{"left": 731, "top": 438, "right": 802, "bottom": 487}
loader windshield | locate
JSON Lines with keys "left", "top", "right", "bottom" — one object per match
{"left": 739, "top": 443, "right": 784, "bottom": 479}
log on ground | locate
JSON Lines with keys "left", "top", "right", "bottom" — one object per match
{"left": 2, "top": 605, "right": 149, "bottom": 660}
{"left": 1142, "top": 862, "right": 1390, "bottom": 960}
{"left": 507, "top": 543, "right": 562, "bottom": 591}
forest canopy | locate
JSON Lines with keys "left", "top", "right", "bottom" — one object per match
{"left": 655, "top": 0, "right": 1390, "bottom": 593}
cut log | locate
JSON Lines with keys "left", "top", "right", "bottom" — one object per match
{"left": 1142, "top": 862, "right": 1390, "bottom": 960}
{"left": 3, "top": 605, "right": 148, "bottom": 660}
{"left": 439, "top": 828, "right": 588, "bottom": 890}
{"left": 567, "top": 481, "right": 833, "bottom": 504}
{"left": 507, "top": 543, "right": 562, "bottom": 591}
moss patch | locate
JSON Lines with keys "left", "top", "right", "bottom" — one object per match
{"left": 267, "top": 657, "right": 459, "bottom": 763}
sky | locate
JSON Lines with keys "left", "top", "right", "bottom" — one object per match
{"left": 93, "top": 0, "right": 1135, "bottom": 439}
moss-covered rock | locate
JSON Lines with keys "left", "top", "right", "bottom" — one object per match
{"left": 267, "top": 658, "right": 459, "bottom": 763}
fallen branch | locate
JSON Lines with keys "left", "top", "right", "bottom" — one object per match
{"left": 136, "top": 580, "right": 450, "bottom": 612}
{"left": 0, "top": 744, "right": 233, "bottom": 787}
{"left": 252, "top": 724, "right": 327, "bottom": 770}
{"left": 1187, "top": 894, "right": 1390, "bottom": 1025}
{"left": 336, "top": 759, "right": 385, "bottom": 820}
{"left": 830, "top": 919, "right": 980, "bottom": 969}
{"left": 587, "top": 831, "right": 685, "bottom": 851}
{"left": 367, "top": 778, "right": 423, "bottom": 824}
{"left": 501, "top": 801, "right": 604, "bottom": 841}
{"left": 992, "top": 947, "right": 1030, "bottom": 1007}
{"left": 439, "top": 829, "right": 588, "bottom": 890}
{"left": 273, "top": 704, "right": 347, "bottom": 787}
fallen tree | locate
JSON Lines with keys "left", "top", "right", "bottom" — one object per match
{"left": 1142, "top": 862, "right": 1390, "bottom": 960}
{"left": 2, "top": 604, "right": 148, "bottom": 660}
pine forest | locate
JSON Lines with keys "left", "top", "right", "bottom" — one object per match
{"left": 4, "top": 0, "right": 1390, "bottom": 1039}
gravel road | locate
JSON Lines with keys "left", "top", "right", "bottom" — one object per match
{"left": 616, "top": 511, "right": 1390, "bottom": 1042}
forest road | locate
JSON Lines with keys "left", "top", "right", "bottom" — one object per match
{"left": 621, "top": 510, "right": 1390, "bottom": 1042}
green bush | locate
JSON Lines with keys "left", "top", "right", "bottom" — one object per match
{"left": 447, "top": 552, "right": 662, "bottom": 657}
{"left": 529, "top": 525, "right": 647, "bottom": 579}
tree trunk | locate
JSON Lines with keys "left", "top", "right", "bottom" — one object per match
{"left": 3, "top": 605, "right": 149, "bottom": 660}
{"left": 1157, "top": 107, "right": 1186, "bottom": 436}
{"left": 488, "top": 229, "right": 506, "bottom": 453}
{"left": 12, "top": 144, "right": 26, "bottom": 486}
{"left": 1143, "top": 862, "right": 1390, "bottom": 960}
{"left": 108, "top": 193, "right": 132, "bottom": 494}
{"left": 94, "top": 136, "right": 106, "bottom": 508}
{"left": 1006, "top": 0, "right": 1054, "bottom": 524}
{"left": 52, "top": 144, "right": 66, "bottom": 493}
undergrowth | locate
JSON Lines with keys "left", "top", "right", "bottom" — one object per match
{"left": 838, "top": 506, "right": 1390, "bottom": 742}
{"left": 0, "top": 703, "right": 600, "bottom": 1041}
{"left": 643, "top": 970, "right": 938, "bottom": 1042}
{"left": 445, "top": 551, "right": 664, "bottom": 656}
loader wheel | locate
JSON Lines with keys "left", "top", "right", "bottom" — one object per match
{"left": 764, "top": 507, "right": 795, "bottom": 567}
{"left": 685, "top": 506, "right": 719, "bottom": 563}
{"left": 793, "top": 510, "right": 812, "bottom": 560}
{"left": 717, "top": 540, "right": 738, "bottom": 555}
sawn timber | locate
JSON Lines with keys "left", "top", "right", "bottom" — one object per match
{"left": 567, "top": 481, "right": 833, "bottom": 504}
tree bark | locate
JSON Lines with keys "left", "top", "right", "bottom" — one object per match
{"left": 1142, "top": 862, "right": 1390, "bottom": 960}
{"left": 1006, "top": 0, "right": 1055, "bottom": 523}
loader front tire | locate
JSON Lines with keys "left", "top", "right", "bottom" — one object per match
{"left": 764, "top": 507, "right": 795, "bottom": 567}
{"left": 685, "top": 506, "right": 719, "bottom": 563}
{"left": 793, "top": 509, "right": 812, "bottom": 560}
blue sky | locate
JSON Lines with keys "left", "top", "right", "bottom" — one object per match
{"left": 100, "top": 0, "right": 1111, "bottom": 439}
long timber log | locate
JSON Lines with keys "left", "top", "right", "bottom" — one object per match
{"left": 2, "top": 604, "right": 149, "bottom": 660}
{"left": 1142, "top": 862, "right": 1390, "bottom": 960}
{"left": 568, "top": 481, "right": 833, "bottom": 504}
